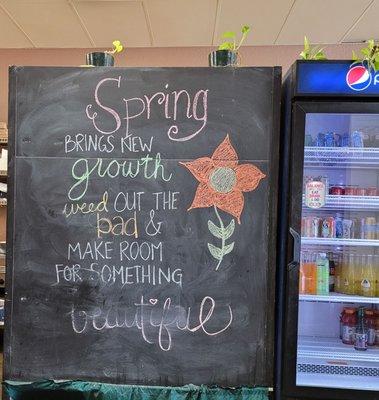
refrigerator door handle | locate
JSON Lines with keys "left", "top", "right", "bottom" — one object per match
{"left": 288, "top": 227, "right": 300, "bottom": 270}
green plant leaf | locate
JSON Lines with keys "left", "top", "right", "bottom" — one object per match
{"left": 314, "top": 53, "right": 326, "bottom": 60}
{"left": 208, "top": 220, "right": 223, "bottom": 239}
{"left": 241, "top": 25, "right": 250, "bottom": 34}
{"left": 299, "top": 50, "right": 308, "bottom": 60}
{"left": 368, "top": 39, "right": 375, "bottom": 50}
{"left": 361, "top": 48, "right": 370, "bottom": 56}
{"left": 222, "top": 31, "right": 236, "bottom": 39}
{"left": 218, "top": 41, "right": 234, "bottom": 50}
{"left": 223, "top": 219, "right": 235, "bottom": 240}
{"left": 208, "top": 243, "right": 222, "bottom": 260}
{"left": 352, "top": 50, "right": 358, "bottom": 61}
{"left": 223, "top": 242, "right": 235, "bottom": 255}
{"left": 374, "top": 61, "right": 379, "bottom": 72}
{"left": 304, "top": 36, "right": 310, "bottom": 51}
{"left": 314, "top": 48, "right": 326, "bottom": 60}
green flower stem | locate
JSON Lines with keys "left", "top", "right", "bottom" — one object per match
{"left": 214, "top": 205, "right": 225, "bottom": 271}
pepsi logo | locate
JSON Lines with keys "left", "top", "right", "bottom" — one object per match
{"left": 346, "top": 65, "right": 372, "bottom": 91}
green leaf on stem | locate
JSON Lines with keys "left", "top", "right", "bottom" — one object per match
{"left": 223, "top": 31, "right": 236, "bottom": 39}
{"left": 223, "top": 242, "right": 235, "bottom": 255}
{"left": 304, "top": 36, "right": 310, "bottom": 51}
{"left": 218, "top": 41, "right": 234, "bottom": 50}
{"left": 242, "top": 25, "right": 250, "bottom": 34}
{"left": 208, "top": 243, "right": 222, "bottom": 260}
{"left": 208, "top": 220, "right": 223, "bottom": 239}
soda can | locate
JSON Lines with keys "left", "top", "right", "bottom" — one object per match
{"left": 366, "top": 187, "right": 377, "bottom": 196}
{"left": 355, "top": 187, "right": 366, "bottom": 196}
{"left": 321, "top": 217, "right": 335, "bottom": 238}
{"left": 330, "top": 186, "right": 345, "bottom": 195}
{"left": 316, "top": 132, "right": 325, "bottom": 147}
{"left": 334, "top": 133, "right": 342, "bottom": 147}
{"left": 325, "top": 132, "right": 335, "bottom": 147}
{"left": 351, "top": 131, "right": 364, "bottom": 147}
{"left": 365, "top": 217, "right": 376, "bottom": 240}
{"left": 311, "top": 217, "right": 321, "bottom": 237}
{"left": 342, "top": 133, "right": 350, "bottom": 147}
{"left": 344, "top": 186, "right": 355, "bottom": 196}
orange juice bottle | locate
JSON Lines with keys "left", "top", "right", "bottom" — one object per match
{"left": 299, "top": 252, "right": 317, "bottom": 294}
{"left": 299, "top": 253, "right": 307, "bottom": 294}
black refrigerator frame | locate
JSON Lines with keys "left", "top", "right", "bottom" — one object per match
{"left": 277, "top": 60, "right": 379, "bottom": 400}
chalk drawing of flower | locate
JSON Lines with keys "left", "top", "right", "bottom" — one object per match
{"left": 180, "top": 134, "right": 266, "bottom": 270}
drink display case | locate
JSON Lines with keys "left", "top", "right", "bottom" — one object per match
{"left": 279, "top": 61, "right": 379, "bottom": 400}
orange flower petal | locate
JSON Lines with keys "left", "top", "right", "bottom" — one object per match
{"left": 236, "top": 164, "right": 266, "bottom": 192}
{"left": 211, "top": 134, "right": 238, "bottom": 168}
{"left": 214, "top": 189, "right": 244, "bottom": 223}
{"left": 188, "top": 183, "right": 215, "bottom": 210}
{"left": 180, "top": 158, "right": 214, "bottom": 183}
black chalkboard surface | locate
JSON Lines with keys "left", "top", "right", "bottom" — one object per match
{"left": 5, "top": 67, "right": 281, "bottom": 387}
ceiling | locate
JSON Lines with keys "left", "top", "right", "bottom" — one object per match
{"left": 0, "top": 0, "right": 377, "bottom": 49}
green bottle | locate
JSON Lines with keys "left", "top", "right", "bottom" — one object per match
{"left": 354, "top": 307, "right": 368, "bottom": 351}
{"left": 316, "top": 253, "right": 329, "bottom": 295}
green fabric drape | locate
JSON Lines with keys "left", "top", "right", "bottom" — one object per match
{"left": 4, "top": 380, "right": 269, "bottom": 400}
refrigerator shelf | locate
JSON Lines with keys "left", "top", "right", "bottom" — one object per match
{"left": 304, "top": 146, "right": 379, "bottom": 166}
{"left": 298, "top": 336, "right": 379, "bottom": 363}
{"left": 301, "top": 237, "right": 379, "bottom": 247}
{"left": 297, "top": 372, "right": 379, "bottom": 391}
{"left": 302, "top": 194, "right": 379, "bottom": 211}
{"left": 299, "top": 293, "right": 379, "bottom": 304}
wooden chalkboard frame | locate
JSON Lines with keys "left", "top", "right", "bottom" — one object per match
{"left": 4, "top": 66, "right": 281, "bottom": 387}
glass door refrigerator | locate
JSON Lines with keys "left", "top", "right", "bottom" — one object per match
{"left": 278, "top": 60, "right": 379, "bottom": 400}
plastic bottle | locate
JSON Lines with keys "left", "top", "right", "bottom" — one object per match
{"left": 355, "top": 307, "right": 368, "bottom": 351}
{"left": 342, "top": 308, "right": 357, "bottom": 345}
{"left": 299, "top": 252, "right": 317, "bottom": 295}
{"left": 344, "top": 253, "right": 356, "bottom": 295}
{"left": 334, "top": 253, "right": 342, "bottom": 293}
{"left": 316, "top": 253, "right": 329, "bottom": 295}
{"left": 340, "top": 253, "right": 348, "bottom": 294}
{"left": 339, "top": 309, "right": 345, "bottom": 339}
{"left": 299, "top": 252, "right": 308, "bottom": 295}
{"left": 360, "top": 254, "right": 376, "bottom": 297}
{"left": 364, "top": 309, "right": 376, "bottom": 346}
{"left": 374, "top": 310, "right": 379, "bottom": 346}
{"left": 374, "top": 255, "right": 379, "bottom": 297}
{"left": 328, "top": 252, "right": 335, "bottom": 292}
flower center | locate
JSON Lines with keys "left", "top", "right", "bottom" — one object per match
{"left": 209, "top": 167, "right": 236, "bottom": 193}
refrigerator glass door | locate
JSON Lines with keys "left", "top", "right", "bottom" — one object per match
{"left": 296, "top": 113, "right": 379, "bottom": 392}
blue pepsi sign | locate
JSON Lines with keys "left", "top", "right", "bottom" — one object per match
{"left": 296, "top": 61, "right": 379, "bottom": 95}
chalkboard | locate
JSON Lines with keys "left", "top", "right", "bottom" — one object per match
{"left": 5, "top": 67, "right": 281, "bottom": 387}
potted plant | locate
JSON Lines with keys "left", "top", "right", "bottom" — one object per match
{"left": 86, "top": 40, "right": 124, "bottom": 67}
{"left": 209, "top": 25, "right": 250, "bottom": 67}
{"left": 352, "top": 39, "right": 379, "bottom": 71}
{"left": 299, "top": 36, "right": 327, "bottom": 60}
